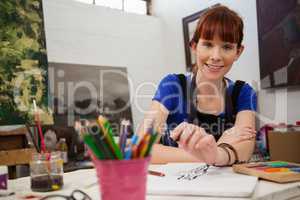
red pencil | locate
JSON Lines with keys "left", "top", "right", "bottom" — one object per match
{"left": 148, "top": 170, "right": 165, "bottom": 177}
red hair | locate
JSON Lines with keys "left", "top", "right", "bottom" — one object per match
{"left": 191, "top": 5, "right": 244, "bottom": 48}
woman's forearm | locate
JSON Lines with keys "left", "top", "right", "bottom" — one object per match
{"left": 218, "top": 140, "right": 255, "bottom": 165}
{"left": 151, "top": 144, "right": 233, "bottom": 165}
{"left": 151, "top": 139, "right": 255, "bottom": 165}
{"left": 150, "top": 144, "right": 200, "bottom": 164}
{"left": 233, "top": 140, "right": 255, "bottom": 162}
{"left": 215, "top": 147, "right": 231, "bottom": 166}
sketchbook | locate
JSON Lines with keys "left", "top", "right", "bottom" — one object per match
{"left": 147, "top": 163, "right": 258, "bottom": 197}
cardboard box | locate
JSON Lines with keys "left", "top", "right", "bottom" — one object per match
{"left": 268, "top": 131, "right": 300, "bottom": 163}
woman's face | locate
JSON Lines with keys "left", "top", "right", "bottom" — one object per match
{"left": 192, "top": 35, "right": 244, "bottom": 81}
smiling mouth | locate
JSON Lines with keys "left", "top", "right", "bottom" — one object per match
{"left": 205, "top": 63, "right": 224, "bottom": 70}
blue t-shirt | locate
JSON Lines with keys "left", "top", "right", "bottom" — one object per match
{"left": 153, "top": 74, "right": 257, "bottom": 132}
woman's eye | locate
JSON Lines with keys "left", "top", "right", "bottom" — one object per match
{"left": 223, "top": 44, "right": 234, "bottom": 50}
{"left": 202, "top": 42, "right": 213, "bottom": 48}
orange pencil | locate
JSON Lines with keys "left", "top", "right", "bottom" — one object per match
{"left": 132, "top": 145, "right": 138, "bottom": 159}
{"left": 136, "top": 133, "right": 147, "bottom": 156}
{"left": 139, "top": 134, "right": 151, "bottom": 158}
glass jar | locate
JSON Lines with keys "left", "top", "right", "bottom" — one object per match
{"left": 30, "top": 151, "right": 64, "bottom": 192}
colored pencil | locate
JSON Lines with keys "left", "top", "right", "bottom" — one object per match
{"left": 82, "top": 133, "right": 105, "bottom": 160}
{"left": 148, "top": 170, "right": 165, "bottom": 177}
{"left": 145, "top": 133, "right": 159, "bottom": 157}
{"left": 124, "top": 134, "right": 139, "bottom": 160}
{"left": 97, "top": 116, "right": 123, "bottom": 159}
{"left": 139, "top": 134, "right": 151, "bottom": 158}
{"left": 119, "top": 120, "right": 129, "bottom": 156}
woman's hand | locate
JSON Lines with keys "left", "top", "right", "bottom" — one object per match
{"left": 170, "top": 122, "right": 218, "bottom": 164}
{"left": 219, "top": 126, "right": 256, "bottom": 144}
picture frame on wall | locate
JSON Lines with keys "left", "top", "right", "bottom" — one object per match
{"left": 48, "top": 62, "right": 134, "bottom": 136}
{"left": 182, "top": 4, "right": 220, "bottom": 72}
{"left": 0, "top": 0, "right": 52, "bottom": 126}
{"left": 256, "top": 0, "right": 300, "bottom": 88}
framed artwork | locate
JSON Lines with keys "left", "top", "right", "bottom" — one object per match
{"left": 0, "top": 0, "right": 52, "bottom": 125}
{"left": 257, "top": 0, "right": 300, "bottom": 88}
{"left": 48, "top": 62, "right": 134, "bottom": 136}
{"left": 182, "top": 4, "right": 220, "bottom": 72}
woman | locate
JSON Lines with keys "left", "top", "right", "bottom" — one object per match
{"left": 140, "top": 5, "right": 257, "bottom": 165}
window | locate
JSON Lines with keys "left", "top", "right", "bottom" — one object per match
{"left": 95, "top": 0, "right": 123, "bottom": 10}
{"left": 73, "top": 0, "right": 148, "bottom": 15}
{"left": 124, "top": 0, "right": 146, "bottom": 15}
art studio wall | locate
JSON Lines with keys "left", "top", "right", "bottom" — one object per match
{"left": 43, "top": 0, "right": 300, "bottom": 129}
{"left": 151, "top": 0, "right": 300, "bottom": 126}
{"left": 43, "top": 0, "right": 168, "bottom": 129}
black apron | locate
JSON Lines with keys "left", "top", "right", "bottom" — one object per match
{"left": 160, "top": 74, "right": 245, "bottom": 147}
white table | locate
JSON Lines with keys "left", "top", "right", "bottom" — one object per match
{"left": 6, "top": 167, "right": 300, "bottom": 200}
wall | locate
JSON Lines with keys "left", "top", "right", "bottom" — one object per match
{"left": 43, "top": 0, "right": 168, "bottom": 128}
{"left": 44, "top": 0, "right": 300, "bottom": 128}
{"left": 151, "top": 0, "right": 300, "bottom": 126}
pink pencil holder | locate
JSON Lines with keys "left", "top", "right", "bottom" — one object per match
{"left": 93, "top": 157, "right": 150, "bottom": 200}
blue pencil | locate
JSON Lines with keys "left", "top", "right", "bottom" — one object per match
{"left": 124, "top": 134, "right": 139, "bottom": 160}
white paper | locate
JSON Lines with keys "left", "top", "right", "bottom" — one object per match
{"left": 147, "top": 163, "right": 258, "bottom": 197}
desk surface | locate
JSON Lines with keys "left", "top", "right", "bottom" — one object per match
{"left": 6, "top": 166, "right": 300, "bottom": 200}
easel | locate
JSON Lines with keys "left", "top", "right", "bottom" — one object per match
{"left": 0, "top": 127, "right": 35, "bottom": 179}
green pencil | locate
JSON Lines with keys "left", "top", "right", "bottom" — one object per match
{"left": 145, "top": 133, "right": 159, "bottom": 157}
{"left": 92, "top": 130, "right": 115, "bottom": 159}
{"left": 97, "top": 116, "right": 123, "bottom": 160}
{"left": 83, "top": 134, "right": 105, "bottom": 160}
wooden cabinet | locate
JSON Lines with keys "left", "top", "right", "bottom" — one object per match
{"left": 0, "top": 127, "right": 36, "bottom": 178}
